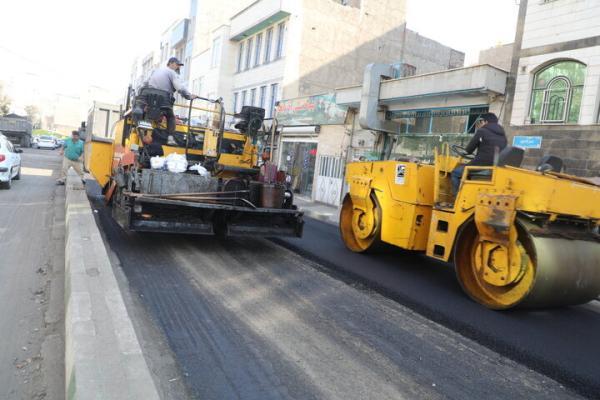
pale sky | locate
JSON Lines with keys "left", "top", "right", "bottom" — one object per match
{"left": 0, "top": 0, "right": 518, "bottom": 123}
{"left": 407, "top": 0, "right": 520, "bottom": 64}
{"left": 0, "top": 0, "right": 188, "bottom": 115}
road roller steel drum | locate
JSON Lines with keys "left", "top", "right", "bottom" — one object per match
{"left": 340, "top": 154, "right": 600, "bottom": 310}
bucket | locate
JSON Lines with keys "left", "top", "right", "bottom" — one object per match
{"left": 260, "top": 183, "right": 285, "bottom": 208}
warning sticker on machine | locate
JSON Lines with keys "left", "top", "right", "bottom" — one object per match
{"left": 395, "top": 164, "right": 406, "bottom": 185}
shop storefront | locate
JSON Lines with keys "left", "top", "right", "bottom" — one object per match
{"left": 278, "top": 137, "right": 319, "bottom": 197}
{"left": 275, "top": 94, "right": 348, "bottom": 200}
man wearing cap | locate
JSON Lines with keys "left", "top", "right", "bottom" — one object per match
{"left": 145, "top": 57, "right": 197, "bottom": 134}
{"left": 451, "top": 112, "right": 507, "bottom": 195}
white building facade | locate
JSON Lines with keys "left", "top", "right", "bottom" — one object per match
{"left": 504, "top": 0, "right": 600, "bottom": 177}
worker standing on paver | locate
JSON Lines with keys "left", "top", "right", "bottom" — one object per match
{"left": 143, "top": 57, "right": 197, "bottom": 134}
{"left": 56, "top": 130, "right": 85, "bottom": 185}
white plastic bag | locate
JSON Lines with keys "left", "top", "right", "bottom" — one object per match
{"left": 189, "top": 164, "right": 210, "bottom": 177}
{"left": 165, "top": 153, "right": 188, "bottom": 173}
{"left": 150, "top": 156, "right": 165, "bottom": 169}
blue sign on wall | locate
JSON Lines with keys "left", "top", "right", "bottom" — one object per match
{"left": 513, "top": 135, "right": 543, "bottom": 149}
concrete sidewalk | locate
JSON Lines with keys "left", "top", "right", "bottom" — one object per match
{"left": 295, "top": 196, "right": 340, "bottom": 225}
{"left": 64, "top": 171, "right": 159, "bottom": 400}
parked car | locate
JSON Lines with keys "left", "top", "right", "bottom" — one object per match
{"left": 37, "top": 135, "right": 57, "bottom": 150}
{"left": 0, "top": 134, "right": 22, "bottom": 189}
{"left": 56, "top": 138, "right": 65, "bottom": 147}
{"left": 32, "top": 136, "right": 40, "bottom": 148}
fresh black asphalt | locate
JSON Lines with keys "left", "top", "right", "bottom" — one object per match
{"left": 277, "top": 219, "right": 600, "bottom": 398}
{"left": 87, "top": 182, "right": 599, "bottom": 399}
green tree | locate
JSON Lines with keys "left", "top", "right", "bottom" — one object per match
{"left": 0, "top": 83, "right": 11, "bottom": 116}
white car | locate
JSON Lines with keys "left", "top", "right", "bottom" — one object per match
{"left": 37, "top": 135, "right": 57, "bottom": 150}
{"left": 0, "top": 134, "right": 22, "bottom": 189}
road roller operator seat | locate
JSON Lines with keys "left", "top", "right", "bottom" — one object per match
{"left": 467, "top": 146, "right": 525, "bottom": 180}
{"left": 536, "top": 155, "right": 564, "bottom": 172}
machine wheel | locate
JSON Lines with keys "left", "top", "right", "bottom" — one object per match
{"left": 339, "top": 192, "right": 382, "bottom": 253}
{"left": 454, "top": 219, "right": 600, "bottom": 309}
{"left": 454, "top": 220, "right": 535, "bottom": 309}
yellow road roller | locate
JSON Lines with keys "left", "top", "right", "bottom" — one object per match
{"left": 340, "top": 145, "right": 600, "bottom": 309}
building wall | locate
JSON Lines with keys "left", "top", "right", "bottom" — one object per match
{"left": 478, "top": 44, "right": 513, "bottom": 72}
{"left": 510, "top": 125, "right": 600, "bottom": 177}
{"left": 510, "top": 46, "right": 600, "bottom": 126}
{"left": 191, "top": 0, "right": 252, "bottom": 57}
{"left": 520, "top": 0, "right": 600, "bottom": 49}
{"left": 402, "top": 30, "right": 465, "bottom": 74}
{"left": 504, "top": 0, "right": 600, "bottom": 177}
{"left": 295, "top": 0, "right": 407, "bottom": 98}
{"left": 230, "top": 14, "right": 296, "bottom": 117}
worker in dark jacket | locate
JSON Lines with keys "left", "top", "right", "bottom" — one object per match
{"left": 451, "top": 112, "right": 507, "bottom": 194}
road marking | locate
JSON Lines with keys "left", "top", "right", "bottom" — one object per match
{"left": 21, "top": 167, "right": 53, "bottom": 177}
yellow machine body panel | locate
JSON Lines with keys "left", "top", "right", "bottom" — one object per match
{"left": 161, "top": 146, "right": 204, "bottom": 157}
{"left": 216, "top": 131, "right": 258, "bottom": 170}
{"left": 345, "top": 161, "right": 434, "bottom": 250}
{"left": 84, "top": 137, "right": 114, "bottom": 188}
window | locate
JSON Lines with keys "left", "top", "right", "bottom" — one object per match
{"left": 254, "top": 33, "right": 263, "bottom": 67}
{"left": 259, "top": 86, "right": 267, "bottom": 109}
{"left": 264, "top": 28, "right": 273, "bottom": 63}
{"left": 237, "top": 42, "right": 244, "bottom": 72}
{"left": 402, "top": 64, "right": 416, "bottom": 77}
{"left": 233, "top": 92, "right": 239, "bottom": 113}
{"left": 269, "top": 83, "right": 279, "bottom": 117}
{"left": 241, "top": 90, "right": 247, "bottom": 107}
{"left": 275, "top": 22, "right": 286, "bottom": 59}
{"left": 529, "top": 60, "right": 585, "bottom": 124}
{"left": 387, "top": 107, "right": 488, "bottom": 135}
{"left": 192, "top": 77, "right": 203, "bottom": 96}
{"left": 211, "top": 36, "right": 222, "bottom": 68}
{"left": 245, "top": 37, "right": 253, "bottom": 70}
{"left": 250, "top": 88, "right": 256, "bottom": 106}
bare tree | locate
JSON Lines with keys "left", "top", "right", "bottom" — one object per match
{"left": 25, "top": 104, "right": 40, "bottom": 127}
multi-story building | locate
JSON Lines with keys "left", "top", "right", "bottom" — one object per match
{"left": 504, "top": 0, "right": 600, "bottom": 177}
{"left": 188, "top": 0, "right": 459, "bottom": 119}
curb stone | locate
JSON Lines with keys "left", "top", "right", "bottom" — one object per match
{"left": 64, "top": 171, "right": 160, "bottom": 400}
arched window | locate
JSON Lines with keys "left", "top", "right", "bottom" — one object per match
{"left": 529, "top": 60, "right": 586, "bottom": 124}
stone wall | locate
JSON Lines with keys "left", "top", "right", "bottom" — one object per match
{"left": 507, "top": 125, "right": 600, "bottom": 177}
{"left": 403, "top": 30, "right": 465, "bottom": 75}
{"left": 478, "top": 44, "right": 513, "bottom": 72}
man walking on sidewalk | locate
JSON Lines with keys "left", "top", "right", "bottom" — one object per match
{"left": 56, "top": 130, "right": 85, "bottom": 185}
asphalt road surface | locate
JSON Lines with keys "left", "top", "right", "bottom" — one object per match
{"left": 87, "top": 182, "right": 586, "bottom": 400}
{"left": 277, "top": 218, "right": 600, "bottom": 398}
{"left": 0, "top": 148, "right": 65, "bottom": 400}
